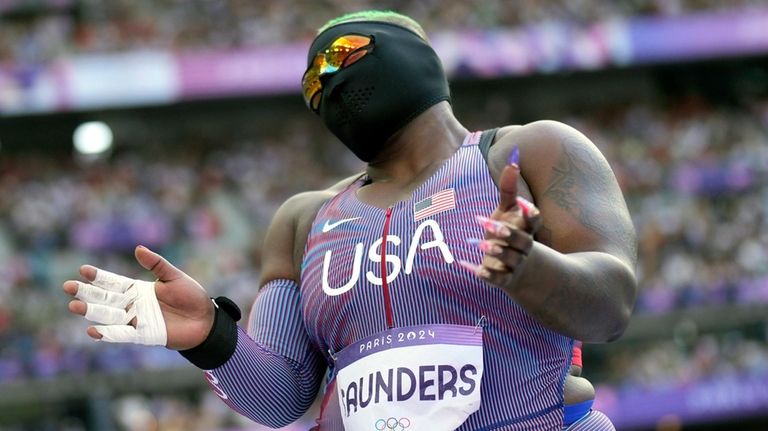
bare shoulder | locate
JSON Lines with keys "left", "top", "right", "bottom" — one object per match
{"left": 490, "top": 120, "right": 592, "bottom": 166}
{"left": 488, "top": 120, "right": 610, "bottom": 191}
{"left": 281, "top": 174, "right": 360, "bottom": 231}
{"left": 259, "top": 174, "right": 362, "bottom": 284}
{"left": 489, "top": 120, "right": 636, "bottom": 263}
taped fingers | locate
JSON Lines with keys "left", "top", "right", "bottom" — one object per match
{"left": 92, "top": 325, "right": 140, "bottom": 343}
{"left": 84, "top": 302, "right": 132, "bottom": 325}
{"left": 86, "top": 280, "right": 166, "bottom": 346}
{"left": 75, "top": 281, "right": 135, "bottom": 308}
{"left": 131, "top": 280, "right": 167, "bottom": 346}
{"left": 92, "top": 269, "right": 136, "bottom": 293}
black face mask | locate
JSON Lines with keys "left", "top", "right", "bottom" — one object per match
{"left": 307, "top": 21, "right": 451, "bottom": 162}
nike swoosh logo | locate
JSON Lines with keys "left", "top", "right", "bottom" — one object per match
{"left": 322, "top": 217, "right": 361, "bottom": 233}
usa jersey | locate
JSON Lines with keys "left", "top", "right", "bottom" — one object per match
{"left": 300, "top": 132, "right": 574, "bottom": 429}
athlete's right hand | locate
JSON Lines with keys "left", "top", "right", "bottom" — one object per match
{"left": 62, "top": 245, "right": 215, "bottom": 351}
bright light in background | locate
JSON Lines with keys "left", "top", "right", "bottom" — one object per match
{"left": 73, "top": 121, "right": 113, "bottom": 155}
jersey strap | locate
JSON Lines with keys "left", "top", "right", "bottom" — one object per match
{"left": 478, "top": 127, "right": 500, "bottom": 163}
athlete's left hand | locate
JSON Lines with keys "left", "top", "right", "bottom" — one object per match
{"left": 463, "top": 160, "right": 541, "bottom": 285}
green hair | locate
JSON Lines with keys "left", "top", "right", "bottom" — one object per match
{"left": 317, "top": 10, "right": 429, "bottom": 41}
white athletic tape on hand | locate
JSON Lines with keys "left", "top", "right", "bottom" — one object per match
{"left": 81, "top": 277, "right": 167, "bottom": 346}
{"left": 91, "top": 269, "right": 136, "bottom": 293}
{"left": 91, "top": 325, "right": 140, "bottom": 344}
{"left": 84, "top": 302, "right": 132, "bottom": 325}
{"left": 75, "top": 281, "right": 135, "bottom": 309}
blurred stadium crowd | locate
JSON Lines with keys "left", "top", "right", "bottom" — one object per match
{"left": 1, "top": 94, "right": 767, "bottom": 428}
{"left": 2, "top": 0, "right": 768, "bottom": 430}
{"left": 1, "top": 0, "right": 767, "bottom": 65}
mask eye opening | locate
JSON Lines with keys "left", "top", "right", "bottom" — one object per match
{"left": 341, "top": 45, "right": 372, "bottom": 68}
{"left": 302, "top": 34, "right": 374, "bottom": 111}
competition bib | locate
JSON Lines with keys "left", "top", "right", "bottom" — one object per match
{"left": 335, "top": 324, "right": 483, "bottom": 431}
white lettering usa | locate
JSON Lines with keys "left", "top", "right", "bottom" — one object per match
{"left": 322, "top": 220, "right": 455, "bottom": 296}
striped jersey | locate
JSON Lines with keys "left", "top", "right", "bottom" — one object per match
{"left": 300, "top": 132, "right": 574, "bottom": 429}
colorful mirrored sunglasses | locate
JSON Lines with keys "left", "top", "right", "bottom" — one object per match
{"left": 301, "top": 34, "right": 374, "bottom": 111}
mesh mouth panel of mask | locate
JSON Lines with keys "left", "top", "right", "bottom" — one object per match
{"left": 309, "top": 21, "right": 450, "bottom": 162}
{"left": 340, "top": 85, "right": 375, "bottom": 118}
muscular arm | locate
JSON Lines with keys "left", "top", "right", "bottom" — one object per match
{"left": 201, "top": 193, "right": 320, "bottom": 426}
{"left": 209, "top": 282, "right": 325, "bottom": 427}
{"left": 488, "top": 120, "right": 637, "bottom": 342}
{"left": 203, "top": 178, "right": 359, "bottom": 426}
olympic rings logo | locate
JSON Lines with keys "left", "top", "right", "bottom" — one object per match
{"left": 374, "top": 417, "right": 411, "bottom": 430}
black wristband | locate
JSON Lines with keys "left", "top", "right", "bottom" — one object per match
{"left": 179, "top": 297, "right": 241, "bottom": 370}
{"left": 213, "top": 296, "right": 242, "bottom": 322}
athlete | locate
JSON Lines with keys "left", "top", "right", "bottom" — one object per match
{"left": 62, "top": 10, "right": 636, "bottom": 430}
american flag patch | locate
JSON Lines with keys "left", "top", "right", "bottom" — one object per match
{"left": 414, "top": 189, "right": 456, "bottom": 221}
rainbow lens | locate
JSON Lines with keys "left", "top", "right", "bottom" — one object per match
{"left": 302, "top": 34, "right": 373, "bottom": 110}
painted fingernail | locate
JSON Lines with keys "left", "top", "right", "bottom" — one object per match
{"left": 508, "top": 145, "right": 520, "bottom": 166}
{"left": 475, "top": 215, "right": 512, "bottom": 237}
{"left": 482, "top": 240, "right": 503, "bottom": 256}
{"left": 466, "top": 237, "right": 481, "bottom": 246}
{"left": 466, "top": 238, "right": 502, "bottom": 255}
{"left": 458, "top": 260, "right": 491, "bottom": 278}
{"left": 516, "top": 196, "right": 533, "bottom": 216}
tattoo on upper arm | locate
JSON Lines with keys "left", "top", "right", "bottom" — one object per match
{"left": 543, "top": 139, "right": 637, "bottom": 262}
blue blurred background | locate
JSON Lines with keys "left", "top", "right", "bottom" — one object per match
{"left": 1, "top": 1, "right": 767, "bottom": 430}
